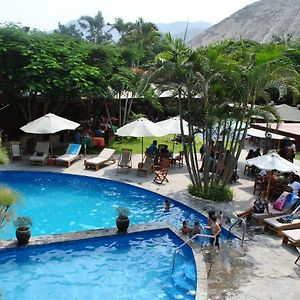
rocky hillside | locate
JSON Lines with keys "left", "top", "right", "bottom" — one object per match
{"left": 189, "top": 0, "right": 300, "bottom": 48}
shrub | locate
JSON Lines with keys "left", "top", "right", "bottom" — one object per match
{"left": 14, "top": 216, "right": 32, "bottom": 230}
{"left": 116, "top": 207, "right": 130, "bottom": 220}
{"left": 0, "top": 146, "right": 8, "bottom": 164}
{"left": 0, "top": 187, "right": 21, "bottom": 229}
{"left": 188, "top": 183, "right": 233, "bottom": 202}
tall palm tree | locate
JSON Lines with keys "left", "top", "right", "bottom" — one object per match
{"left": 79, "top": 11, "right": 112, "bottom": 44}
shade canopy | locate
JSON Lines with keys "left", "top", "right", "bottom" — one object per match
{"left": 115, "top": 117, "right": 167, "bottom": 137}
{"left": 156, "top": 116, "right": 189, "bottom": 135}
{"left": 115, "top": 117, "right": 167, "bottom": 160}
{"left": 20, "top": 113, "right": 80, "bottom": 134}
{"left": 246, "top": 151, "right": 299, "bottom": 173}
{"left": 246, "top": 128, "right": 294, "bottom": 140}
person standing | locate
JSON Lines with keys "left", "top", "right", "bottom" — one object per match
{"left": 206, "top": 215, "right": 221, "bottom": 254}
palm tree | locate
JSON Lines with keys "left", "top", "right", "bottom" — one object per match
{"left": 108, "top": 18, "right": 133, "bottom": 39}
{"left": 79, "top": 11, "right": 112, "bottom": 44}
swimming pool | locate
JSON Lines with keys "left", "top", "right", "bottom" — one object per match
{"left": 0, "top": 171, "right": 233, "bottom": 241}
{"left": 0, "top": 229, "right": 197, "bottom": 300}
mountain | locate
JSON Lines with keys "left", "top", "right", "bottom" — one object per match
{"left": 189, "top": 0, "right": 300, "bottom": 48}
{"left": 156, "top": 21, "right": 211, "bottom": 41}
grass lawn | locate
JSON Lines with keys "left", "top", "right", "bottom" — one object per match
{"left": 112, "top": 135, "right": 185, "bottom": 155}
{"left": 294, "top": 152, "right": 300, "bottom": 161}
{"left": 53, "top": 135, "right": 202, "bottom": 156}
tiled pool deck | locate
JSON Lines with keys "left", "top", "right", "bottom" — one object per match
{"left": 0, "top": 148, "right": 299, "bottom": 299}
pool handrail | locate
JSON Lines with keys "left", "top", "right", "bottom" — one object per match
{"left": 171, "top": 232, "right": 216, "bottom": 275}
{"left": 228, "top": 217, "right": 246, "bottom": 246}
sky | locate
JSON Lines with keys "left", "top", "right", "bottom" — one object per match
{"left": 0, "top": 0, "right": 259, "bottom": 31}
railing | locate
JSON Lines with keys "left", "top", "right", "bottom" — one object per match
{"left": 228, "top": 217, "right": 246, "bottom": 246}
{"left": 171, "top": 233, "right": 216, "bottom": 275}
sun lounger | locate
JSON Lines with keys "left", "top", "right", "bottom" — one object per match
{"left": 117, "top": 148, "right": 132, "bottom": 173}
{"left": 29, "top": 141, "right": 50, "bottom": 165}
{"left": 56, "top": 143, "right": 82, "bottom": 167}
{"left": 263, "top": 206, "right": 300, "bottom": 237}
{"left": 282, "top": 229, "right": 300, "bottom": 247}
{"left": 84, "top": 148, "right": 116, "bottom": 171}
{"left": 252, "top": 192, "right": 297, "bottom": 225}
{"left": 9, "top": 141, "right": 22, "bottom": 161}
{"left": 252, "top": 206, "right": 287, "bottom": 225}
{"left": 137, "top": 155, "right": 154, "bottom": 177}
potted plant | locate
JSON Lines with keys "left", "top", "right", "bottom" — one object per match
{"left": 14, "top": 216, "right": 32, "bottom": 245}
{"left": 116, "top": 207, "right": 130, "bottom": 232}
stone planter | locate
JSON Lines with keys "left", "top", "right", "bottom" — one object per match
{"left": 16, "top": 228, "right": 31, "bottom": 245}
{"left": 116, "top": 218, "right": 130, "bottom": 232}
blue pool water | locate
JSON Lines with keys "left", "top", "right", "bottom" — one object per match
{"left": 0, "top": 229, "right": 197, "bottom": 300}
{"left": 0, "top": 171, "right": 233, "bottom": 241}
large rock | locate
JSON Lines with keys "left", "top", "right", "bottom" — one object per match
{"left": 189, "top": 0, "right": 300, "bottom": 48}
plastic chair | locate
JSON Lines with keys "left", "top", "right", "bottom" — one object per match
{"left": 10, "top": 141, "right": 22, "bottom": 161}
{"left": 171, "top": 151, "right": 184, "bottom": 168}
{"left": 137, "top": 156, "right": 154, "bottom": 177}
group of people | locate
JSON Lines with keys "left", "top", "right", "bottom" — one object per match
{"left": 163, "top": 199, "right": 222, "bottom": 254}
{"left": 181, "top": 210, "right": 222, "bottom": 254}
{"left": 146, "top": 140, "right": 171, "bottom": 165}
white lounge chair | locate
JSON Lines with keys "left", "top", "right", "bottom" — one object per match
{"left": 84, "top": 148, "right": 116, "bottom": 171}
{"left": 263, "top": 205, "right": 300, "bottom": 236}
{"left": 282, "top": 229, "right": 300, "bottom": 247}
{"left": 56, "top": 144, "right": 82, "bottom": 167}
{"left": 29, "top": 141, "right": 50, "bottom": 165}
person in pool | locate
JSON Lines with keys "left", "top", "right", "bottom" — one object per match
{"left": 189, "top": 221, "right": 201, "bottom": 237}
{"left": 181, "top": 220, "right": 190, "bottom": 235}
{"left": 164, "top": 199, "right": 171, "bottom": 211}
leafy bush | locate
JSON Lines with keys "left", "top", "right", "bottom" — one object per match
{"left": 116, "top": 207, "right": 130, "bottom": 220}
{"left": 14, "top": 216, "right": 32, "bottom": 230}
{"left": 0, "top": 187, "right": 20, "bottom": 207}
{"left": 0, "top": 146, "right": 8, "bottom": 164}
{"left": 0, "top": 187, "right": 21, "bottom": 229}
{"left": 188, "top": 183, "right": 233, "bottom": 202}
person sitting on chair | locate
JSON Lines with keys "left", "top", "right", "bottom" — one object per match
{"left": 237, "top": 197, "right": 268, "bottom": 218}
{"left": 146, "top": 140, "right": 159, "bottom": 163}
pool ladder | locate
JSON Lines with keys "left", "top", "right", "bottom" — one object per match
{"left": 171, "top": 230, "right": 216, "bottom": 275}
{"left": 228, "top": 217, "right": 246, "bottom": 247}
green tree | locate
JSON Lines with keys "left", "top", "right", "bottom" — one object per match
{"left": 147, "top": 37, "right": 300, "bottom": 199}
{"left": 79, "top": 11, "right": 112, "bottom": 44}
{"left": 54, "top": 23, "right": 83, "bottom": 39}
{"left": 0, "top": 25, "right": 125, "bottom": 122}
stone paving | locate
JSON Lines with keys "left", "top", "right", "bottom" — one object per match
{"left": 0, "top": 148, "right": 299, "bottom": 300}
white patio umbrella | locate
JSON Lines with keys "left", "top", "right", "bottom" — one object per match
{"left": 115, "top": 117, "right": 167, "bottom": 160}
{"left": 20, "top": 113, "right": 80, "bottom": 155}
{"left": 20, "top": 113, "right": 80, "bottom": 134}
{"left": 156, "top": 116, "right": 189, "bottom": 135}
{"left": 246, "top": 151, "right": 299, "bottom": 199}
{"left": 246, "top": 151, "right": 298, "bottom": 173}
{"left": 156, "top": 116, "right": 189, "bottom": 154}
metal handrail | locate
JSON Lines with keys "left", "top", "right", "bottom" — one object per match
{"left": 171, "top": 233, "right": 215, "bottom": 274}
{"left": 228, "top": 217, "right": 246, "bottom": 246}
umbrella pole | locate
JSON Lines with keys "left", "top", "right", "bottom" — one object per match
{"left": 142, "top": 137, "right": 144, "bottom": 161}
{"left": 265, "top": 171, "right": 272, "bottom": 202}
{"left": 172, "top": 134, "right": 175, "bottom": 155}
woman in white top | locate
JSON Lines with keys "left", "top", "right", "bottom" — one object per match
{"left": 288, "top": 174, "right": 300, "bottom": 195}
